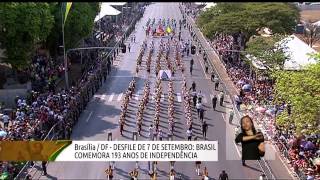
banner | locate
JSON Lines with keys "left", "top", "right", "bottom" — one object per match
{"left": 0, "top": 141, "right": 218, "bottom": 162}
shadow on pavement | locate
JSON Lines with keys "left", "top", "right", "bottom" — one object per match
{"left": 114, "top": 167, "right": 131, "bottom": 179}
{"left": 214, "top": 109, "right": 225, "bottom": 114}
{"left": 244, "top": 164, "right": 263, "bottom": 173}
{"left": 43, "top": 174, "right": 58, "bottom": 180}
{"left": 71, "top": 105, "right": 120, "bottom": 140}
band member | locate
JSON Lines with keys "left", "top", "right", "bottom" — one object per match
{"left": 137, "top": 121, "right": 142, "bottom": 136}
{"left": 129, "top": 168, "right": 139, "bottom": 180}
{"left": 149, "top": 171, "right": 157, "bottom": 180}
{"left": 105, "top": 165, "right": 113, "bottom": 180}
{"left": 202, "top": 166, "right": 209, "bottom": 180}
{"left": 169, "top": 169, "right": 176, "bottom": 180}
{"left": 119, "top": 120, "right": 124, "bottom": 136}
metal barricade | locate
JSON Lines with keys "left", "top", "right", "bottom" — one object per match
{"left": 183, "top": 6, "right": 279, "bottom": 180}
{"left": 14, "top": 123, "right": 59, "bottom": 180}
{"left": 14, "top": 7, "right": 145, "bottom": 180}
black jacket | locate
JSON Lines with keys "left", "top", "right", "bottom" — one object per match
{"left": 235, "top": 133, "right": 265, "bottom": 160}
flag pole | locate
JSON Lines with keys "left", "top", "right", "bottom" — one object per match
{"left": 62, "top": 3, "right": 69, "bottom": 89}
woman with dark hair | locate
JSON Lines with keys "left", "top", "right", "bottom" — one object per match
{"left": 235, "top": 115, "right": 265, "bottom": 166}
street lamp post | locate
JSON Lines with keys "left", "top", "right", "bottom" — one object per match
{"left": 61, "top": 5, "right": 69, "bottom": 89}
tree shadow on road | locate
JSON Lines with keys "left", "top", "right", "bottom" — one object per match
{"left": 71, "top": 104, "right": 120, "bottom": 140}
{"left": 214, "top": 109, "right": 225, "bottom": 114}
{"left": 244, "top": 164, "right": 263, "bottom": 173}
{"left": 44, "top": 174, "right": 58, "bottom": 180}
{"left": 114, "top": 167, "right": 131, "bottom": 179}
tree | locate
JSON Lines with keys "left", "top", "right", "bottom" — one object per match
{"left": 245, "top": 34, "right": 291, "bottom": 72}
{"left": 301, "top": 21, "right": 320, "bottom": 48}
{"left": 64, "top": 3, "right": 100, "bottom": 50}
{"left": 0, "top": 3, "right": 54, "bottom": 70}
{"left": 273, "top": 53, "right": 320, "bottom": 135}
{"left": 45, "top": 2, "right": 100, "bottom": 57}
{"left": 197, "top": 3, "right": 300, "bottom": 46}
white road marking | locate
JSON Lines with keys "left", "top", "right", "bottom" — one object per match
{"left": 94, "top": 95, "right": 99, "bottom": 98}
{"left": 222, "top": 113, "right": 241, "bottom": 158}
{"left": 86, "top": 111, "right": 93, "bottom": 123}
{"left": 108, "top": 93, "right": 114, "bottom": 102}
{"left": 109, "top": 76, "right": 135, "bottom": 78}
{"left": 177, "top": 93, "right": 181, "bottom": 102}
{"left": 117, "top": 93, "right": 123, "bottom": 101}
{"left": 161, "top": 94, "right": 165, "bottom": 102}
{"left": 134, "top": 94, "right": 139, "bottom": 101}
{"left": 270, "top": 141, "right": 297, "bottom": 179}
{"left": 203, "top": 95, "right": 207, "bottom": 104}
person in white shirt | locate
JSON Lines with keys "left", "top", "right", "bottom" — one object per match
{"left": 153, "top": 126, "right": 158, "bottom": 140}
{"left": 196, "top": 102, "right": 202, "bottom": 117}
{"left": 17, "top": 99, "right": 22, "bottom": 108}
{"left": 219, "top": 91, "right": 225, "bottom": 106}
{"left": 2, "top": 114, "right": 9, "bottom": 128}
{"left": 186, "top": 128, "right": 192, "bottom": 141}
{"left": 158, "top": 129, "right": 163, "bottom": 141}
{"left": 149, "top": 124, "right": 154, "bottom": 140}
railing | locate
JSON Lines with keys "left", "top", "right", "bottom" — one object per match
{"left": 12, "top": 7, "right": 145, "bottom": 180}
{"left": 274, "top": 139, "right": 307, "bottom": 180}
{"left": 180, "top": 4, "right": 279, "bottom": 180}
{"left": 14, "top": 123, "right": 59, "bottom": 180}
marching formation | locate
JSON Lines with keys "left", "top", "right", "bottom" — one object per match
{"left": 119, "top": 78, "right": 136, "bottom": 136}
{"left": 152, "top": 78, "right": 162, "bottom": 140}
{"left": 114, "top": 14, "right": 213, "bottom": 179}
{"left": 136, "top": 80, "right": 151, "bottom": 136}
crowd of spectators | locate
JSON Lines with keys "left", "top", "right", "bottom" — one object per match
{"left": 181, "top": 3, "right": 320, "bottom": 178}
{"left": 210, "top": 33, "right": 319, "bottom": 179}
{"left": 30, "top": 51, "right": 65, "bottom": 93}
{"left": 0, "top": 4, "right": 146, "bottom": 179}
{"left": 275, "top": 126, "right": 320, "bottom": 178}
{"left": 0, "top": 67, "right": 101, "bottom": 178}
{"left": 94, "top": 6, "right": 145, "bottom": 47}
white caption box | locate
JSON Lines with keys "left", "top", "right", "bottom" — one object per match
{"left": 55, "top": 141, "right": 218, "bottom": 161}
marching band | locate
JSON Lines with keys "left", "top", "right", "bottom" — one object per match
{"left": 114, "top": 15, "right": 211, "bottom": 179}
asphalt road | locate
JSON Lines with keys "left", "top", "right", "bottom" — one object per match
{"left": 33, "top": 3, "right": 294, "bottom": 180}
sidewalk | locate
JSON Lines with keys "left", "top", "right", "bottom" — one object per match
{"left": 186, "top": 18, "right": 239, "bottom": 98}
{"left": 184, "top": 9, "right": 298, "bottom": 180}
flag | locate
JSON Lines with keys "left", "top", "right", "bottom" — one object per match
{"left": 166, "top": 26, "right": 172, "bottom": 33}
{"left": 62, "top": 2, "right": 73, "bottom": 24}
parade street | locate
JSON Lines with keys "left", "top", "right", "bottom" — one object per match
{"left": 33, "top": 3, "right": 293, "bottom": 180}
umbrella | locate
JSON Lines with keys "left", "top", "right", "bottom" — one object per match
{"left": 300, "top": 140, "right": 307, "bottom": 148}
{"left": 304, "top": 141, "right": 315, "bottom": 150}
{"left": 266, "top": 108, "right": 276, "bottom": 115}
{"left": 242, "top": 84, "right": 252, "bottom": 92}
{"left": 313, "top": 157, "right": 320, "bottom": 165}
{"left": 0, "top": 130, "right": 7, "bottom": 137}
{"left": 0, "top": 172, "right": 9, "bottom": 180}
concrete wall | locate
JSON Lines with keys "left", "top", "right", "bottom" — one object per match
{"left": 297, "top": 4, "right": 320, "bottom": 10}
{"left": 0, "top": 88, "right": 29, "bottom": 108}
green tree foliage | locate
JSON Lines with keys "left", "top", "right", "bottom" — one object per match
{"left": 245, "top": 34, "right": 290, "bottom": 71}
{"left": 0, "top": 3, "right": 54, "bottom": 70}
{"left": 45, "top": 3, "right": 100, "bottom": 57}
{"left": 64, "top": 3, "right": 100, "bottom": 50}
{"left": 273, "top": 53, "right": 320, "bottom": 135}
{"left": 197, "top": 3, "right": 300, "bottom": 44}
